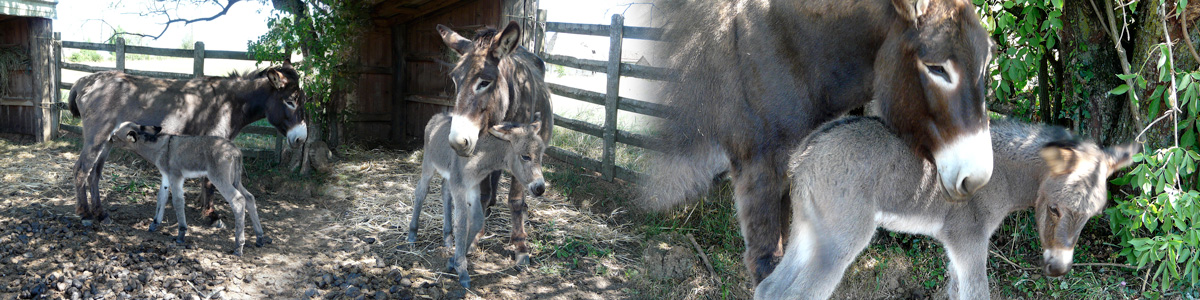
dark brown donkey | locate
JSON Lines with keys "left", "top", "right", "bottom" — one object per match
{"left": 69, "top": 66, "right": 308, "bottom": 226}
{"left": 436, "top": 21, "right": 553, "bottom": 265}
{"left": 645, "top": 0, "right": 996, "bottom": 281}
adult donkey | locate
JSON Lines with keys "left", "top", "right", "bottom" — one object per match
{"left": 69, "top": 66, "right": 308, "bottom": 226}
{"left": 755, "top": 117, "right": 1135, "bottom": 299}
{"left": 645, "top": 0, "right": 996, "bottom": 281}
{"left": 436, "top": 21, "right": 553, "bottom": 265}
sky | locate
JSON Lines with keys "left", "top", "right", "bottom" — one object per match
{"left": 53, "top": 0, "right": 659, "bottom": 52}
{"left": 54, "top": 0, "right": 274, "bottom": 51}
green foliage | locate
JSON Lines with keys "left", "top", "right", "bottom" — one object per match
{"left": 66, "top": 49, "right": 103, "bottom": 63}
{"left": 1103, "top": 1, "right": 1200, "bottom": 291}
{"left": 975, "top": 0, "right": 1064, "bottom": 121}
{"left": 248, "top": 1, "right": 370, "bottom": 140}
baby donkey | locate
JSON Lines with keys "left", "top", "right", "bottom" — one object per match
{"left": 107, "top": 121, "right": 271, "bottom": 256}
{"left": 407, "top": 112, "right": 547, "bottom": 289}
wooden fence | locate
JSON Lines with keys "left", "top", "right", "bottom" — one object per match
{"left": 542, "top": 15, "right": 671, "bottom": 182}
{"left": 54, "top": 34, "right": 285, "bottom": 159}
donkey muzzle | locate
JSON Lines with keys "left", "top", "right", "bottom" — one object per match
{"left": 1043, "top": 248, "right": 1074, "bottom": 277}
{"left": 287, "top": 122, "right": 308, "bottom": 146}
{"left": 528, "top": 179, "right": 546, "bottom": 197}
{"left": 448, "top": 115, "right": 479, "bottom": 157}
{"left": 934, "top": 127, "right": 994, "bottom": 200}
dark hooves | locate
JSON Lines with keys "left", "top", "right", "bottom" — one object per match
{"left": 255, "top": 236, "right": 273, "bottom": 247}
{"left": 514, "top": 253, "right": 531, "bottom": 267}
{"left": 230, "top": 248, "right": 244, "bottom": 257}
{"left": 148, "top": 222, "right": 159, "bottom": 232}
{"left": 81, "top": 219, "right": 93, "bottom": 227}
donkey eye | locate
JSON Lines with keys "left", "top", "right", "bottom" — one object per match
{"left": 925, "top": 64, "right": 949, "bottom": 80}
{"left": 476, "top": 80, "right": 492, "bottom": 91}
{"left": 285, "top": 101, "right": 297, "bottom": 109}
{"left": 1049, "top": 205, "right": 1062, "bottom": 218}
{"left": 521, "top": 155, "right": 532, "bottom": 161}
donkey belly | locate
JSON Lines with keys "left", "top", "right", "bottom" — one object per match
{"left": 181, "top": 170, "right": 209, "bottom": 180}
{"left": 876, "top": 211, "right": 944, "bottom": 236}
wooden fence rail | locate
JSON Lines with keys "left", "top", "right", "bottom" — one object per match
{"left": 54, "top": 35, "right": 285, "bottom": 159}
{"left": 542, "top": 16, "right": 669, "bottom": 182}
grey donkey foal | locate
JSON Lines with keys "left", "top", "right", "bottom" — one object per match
{"left": 755, "top": 117, "right": 1136, "bottom": 300}
{"left": 106, "top": 122, "right": 271, "bottom": 256}
{"left": 407, "top": 112, "right": 547, "bottom": 288}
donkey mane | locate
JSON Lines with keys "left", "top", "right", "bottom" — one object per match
{"left": 472, "top": 29, "right": 499, "bottom": 47}
{"left": 226, "top": 66, "right": 300, "bottom": 81}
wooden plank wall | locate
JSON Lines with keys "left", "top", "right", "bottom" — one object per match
{"left": 351, "top": 0, "right": 542, "bottom": 146}
{"left": 0, "top": 18, "right": 35, "bottom": 137}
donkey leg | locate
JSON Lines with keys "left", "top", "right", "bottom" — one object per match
{"left": 506, "top": 175, "right": 531, "bottom": 266}
{"left": 88, "top": 147, "right": 113, "bottom": 224}
{"left": 407, "top": 173, "right": 434, "bottom": 244}
{"left": 454, "top": 189, "right": 485, "bottom": 289}
{"left": 730, "top": 155, "right": 789, "bottom": 282}
{"left": 150, "top": 175, "right": 171, "bottom": 232}
{"left": 942, "top": 238, "right": 990, "bottom": 300}
{"left": 168, "top": 177, "right": 188, "bottom": 245}
{"left": 200, "top": 179, "right": 225, "bottom": 228}
{"left": 754, "top": 210, "right": 876, "bottom": 299}
{"left": 441, "top": 185, "right": 455, "bottom": 250}
{"left": 73, "top": 153, "right": 95, "bottom": 224}
{"left": 212, "top": 179, "right": 247, "bottom": 256}
{"left": 474, "top": 171, "right": 501, "bottom": 239}
{"left": 238, "top": 183, "right": 270, "bottom": 247}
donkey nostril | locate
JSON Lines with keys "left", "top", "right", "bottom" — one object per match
{"left": 960, "top": 174, "right": 987, "bottom": 195}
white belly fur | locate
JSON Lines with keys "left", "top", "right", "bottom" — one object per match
{"left": 875, "top": 212, "right": 943, "bottom": 236}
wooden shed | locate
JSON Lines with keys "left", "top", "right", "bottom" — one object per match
{"left": 0, "top": 0, "right": 55, "bottom": 142}
{"left": 348, "top": 0, "right": 540, "bottom": 147}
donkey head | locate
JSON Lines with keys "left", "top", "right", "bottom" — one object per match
{"left": 258, "top": 66, "right": 308, "bottom": 146}
{"left": 1035, "top": 141, "right": 1136, "bottom": 277}
{"left": 487, "top": 113, "right": 547, "bottom": 197}
{"left": 875, "top": 0, "right": 996, "bottom": 200}
{"left": 438, "top": 21, "right": 524, "bottom": 157}
{"left": 109, "top": 121, "right": 163, "bottom": 144}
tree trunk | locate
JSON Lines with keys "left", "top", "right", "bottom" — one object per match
{"left": 1060, "top": 0, "right": 1137, "bottom": 145}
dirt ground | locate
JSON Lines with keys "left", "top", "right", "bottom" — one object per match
{"left": 0, "top": 132, "right": 967, "bottom": 300}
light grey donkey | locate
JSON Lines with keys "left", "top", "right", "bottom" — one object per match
{"left": 406, "top": 112, "right": 547, "bottom": 289}
{"left": 755, "top": 117, "right": 1136, "bottom": 300}
{"left": 106, "top": 121, "right": 271, "bottom": 256}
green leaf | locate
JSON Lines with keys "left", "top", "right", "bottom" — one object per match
{"left": 1118, "top": 73, "right": 1139, "bottom": 80}
{"left": 1051, "top": 0, "right": 1063, "bottom": 9}
{"left": 1110, "top": 84, "right": 1131, "bottom": 95}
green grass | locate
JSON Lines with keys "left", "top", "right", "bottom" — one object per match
{"left": 549, "top": 110, "right": 654, "bottom": 173}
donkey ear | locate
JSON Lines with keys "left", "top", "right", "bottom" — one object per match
{"left": 437, "top": 24, "right": 472, "bottom": 55}
{"left": 267, "top": 69, "right": 290, "bottom": 89}
{"left": 488, "top": 123, "right": 517, "bottom": 141}
{"left": 489, "top": 21, "right": 522, "bottom": 61}
{"left": 1104, "top": 143, "right": 1139, "bottom": 172}
{"left": 529, "top": 112, "right": 542, "bottom": 133}
{"left": 892, "top": 0, "right": 931, "bottom": 24}
{"left": 1039, "top": 140, "right": 1080, "bottom": 175}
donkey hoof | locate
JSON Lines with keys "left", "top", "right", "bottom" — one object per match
{"left": 81, "top": 219, "right": 93, "bottom": 227}
{"left": 230, "top": 248, "right": 244, "bottom": 257}
{"left": 148, "top": 222, "right": 160, "bottom": 232}
{"left": 406, "top": 232, "right": 418, "bottom": 244}
{"left": 174, "top": 237, "right": 186, "bottom": 245}
{"left": 255, "top": 236, "right": 273, "bottom": 247}
{"left": 514, "top": 253, "right": 531, "bottom": 266}
{"left": 210, "top": 219, "right": 226, "bottom": 229}
{"left": 457, "top": 277, "right": 470, "bottom": 289}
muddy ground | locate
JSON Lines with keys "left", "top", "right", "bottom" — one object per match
{"left": 0, "top": 133, "right": 970, "bottom": 300}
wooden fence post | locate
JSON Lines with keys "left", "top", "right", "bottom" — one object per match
{"left": 52, "top": 32, "right": 61, "bottom": 138}
{"left": 193, "top": 41, "right": 205, "bottom": 77}
{"left": 535, "top": 9, "right": 548, "bottom": 55}
{"left": 115, "top": 37, "right": 126, "bottom": 72}
{"left": 602, "top": 14, "right": 624, "bottom": 181}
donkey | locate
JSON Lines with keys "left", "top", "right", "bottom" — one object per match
{"left": 105, "top": 122, "right": 271, "bottom": 256}
{"left": 436, "top": 21, "right": 553, "bottom": 264}
{"left": 68, "top": 66, "right": 307, "bottom": 227}
{"left": 754, "top": 117, "right": 1136, "bottom": 300}
{"left": 406, "top": 112, "right": 547, "bottom": 289}
{"left": 644, "top": 0, "right": 996, "bottom": 281}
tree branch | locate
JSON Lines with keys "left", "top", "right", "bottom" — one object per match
{"left": 120, "top": 0, "right": 245, "bottom": 40}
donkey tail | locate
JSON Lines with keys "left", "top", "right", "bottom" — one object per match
{"left": 67, "top": 83, "right": 82, "bottom": 118}
{"left": 639, "top": 140, "right": 730, "bottom": 212}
